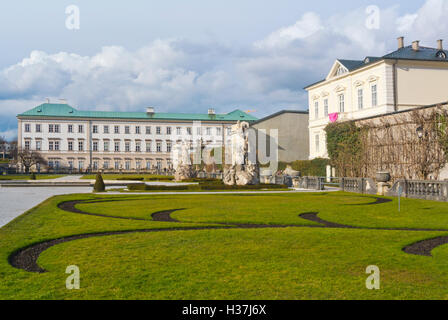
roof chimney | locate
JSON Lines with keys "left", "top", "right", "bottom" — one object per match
{"left": 59, "top": 98, "right": 67, "bottom": 104}
{"left": 146, "top": 107, "right": 155, "bottom": 114}
{"left": 412, "top": 40, "right": 420, "bottom": 51}
{"left": 46, "top": 98, "right": 50, "bottom": 104}
{"left": 208, "top": 108, "right": 216, "bottom": 115}
{"left": 437, "top": 39, "right": 443, "bottom": 50}
{"left": 397, "top": 36, "right": 404, "bottom": 49}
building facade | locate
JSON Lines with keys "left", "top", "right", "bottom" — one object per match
{"left": 305, "top": 37, "right": 448, "bottom": 159}
{"left": 251, "top": 110, "right": 309, "bottom": 163}
{"left": 17, "top": 103, "right": 257, "bottom": 173}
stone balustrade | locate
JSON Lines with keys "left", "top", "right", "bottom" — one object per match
{"left": 387, "top": 180, "right": 448, "bottom": 201}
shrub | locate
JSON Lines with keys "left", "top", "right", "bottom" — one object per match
{"left": 278, "top": 158, "right": 330, "bottom": 177}
{"left": 93, "top": 173, "right": 106, "bottom": 192}
{"left": 116, "top": 177, "right": 144, "bottom": 181}
{"left": 30, "top": 173, "right": 36, "bottom": 180}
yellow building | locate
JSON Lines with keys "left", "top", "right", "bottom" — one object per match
{"left": 305, "top": 37, "right": 448, "bottom": 159}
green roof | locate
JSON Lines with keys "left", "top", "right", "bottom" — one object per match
{"left": 18, "top": 103, "right": 258, "bottom": 122}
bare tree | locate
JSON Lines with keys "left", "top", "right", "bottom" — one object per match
{"left": 0, "top": 137, "right": 6, "bottom": 160}
{"left": 14, "top": 148, "right": 47, "bottom": 173}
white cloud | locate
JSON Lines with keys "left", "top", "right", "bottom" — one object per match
{"left": 0, "top": 0, "right": 448, "bottom": 137}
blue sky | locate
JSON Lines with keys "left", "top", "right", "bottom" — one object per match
{"left": 0, "top": 0, "right": 445, "bottom": 139}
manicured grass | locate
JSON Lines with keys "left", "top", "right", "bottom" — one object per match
{"left": 0, "top": 174, "right": 65, "bottom": 180}
{"left": 1, "top": 192, "right": 448, "bottom": 299}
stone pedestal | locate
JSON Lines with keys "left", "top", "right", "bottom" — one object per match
{"left": 377, "top": 182, "right": 390, "bottom": 196}
{"left": 174, "top": 165, "right": 195, "bottom": 181}
{"left": 223, "top": 164, "right": 259, "bottom": 186}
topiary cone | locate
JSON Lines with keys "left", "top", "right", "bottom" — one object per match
{"left": 93, "top": 173, "right": 106, "bottom": 192}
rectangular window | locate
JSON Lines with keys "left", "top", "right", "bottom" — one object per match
{"left": 136, "top": 126, "right": 141, "bottom": 134}
{"left": 125, "top": 126, "right": 130, "bottom": 134}
{"left": 68, "top": 141, "right": 73, "bottom": 151}
{"left": 49, "top": 124, "right": 54, "bottom": 133}
{"left": 114, "top": 142, "right": 120, "bottom": 152}
{"left": 36, "top": 124, "right": 41, "bottom": 133}
{"left": 216, "top": 127, "right": 222, "bottom": 136}
{"left": 78, "top": 125, "right": 84, "bottom": 133}
{"left": 166, "top": 142, "right": 172, "bottom": 153}
{"left": 104, "top": 126, "right": 109, "bottom": 134}
{"left": 324, "top": 99, "right": 329, "bottom": 117}
{"left": 78, "top": 161, "right": 84, "bottom": 171}
{"left": 78, "top": 141, "right": 84, "bottom": 151}
{"left": 146, "top": 161, "right": 151, "bottom": 170}
{"left": 68, "top": 160, "right": 74, "bottom": 169}
{"left": 371, "top": 84, "right": 378, "bottom": 107}
{"left": 315, "top": 134, "right": 320, "bottom": 153}
{"left": 36, "top": 141, "right": 41, "bottom": 151}
{"left": 156, "top": 142, "right": 162, "bottom": 153}
{"left": 115, "top": 161, "right": 120, "bottom": 170}
{"left": 146, "top": 142, "right": 151, "bottom": 153}
{"left": 157, "top": 160, "right": 162, "bottom": 170}
{"left": 146, "top": 126, "right": 151, "bottom": 134}
{"left": 93, "top": 141, "right": 98, "bottom": 152}
{"left": 156, "top": 127, "right": 161, "bottom": 135}
{"left": 25, "top": 124, "right": 31, "bottom": 133}
{"left": 48, "top": 141, "right": 54, "bottom": 151}
{"left": 196, "top": 127, "right": 202, "bottom": 135}
{"left": 54, "top": 141, "right": 60, "bottom": 151}
{"left": 206, "top": 127, "right": 211, "bottom": 135}
{"left": 358, "top": 88, "right": 364, "bottom": 110}
{"left": 136, "top": 161, "right": 141, "bottom": 170}
{"left": 68, "top": 124, "right": 73, "bottom": 133}
{"left": 93, "top": 161, "right": 98, "bottom": 170}
{"left": 314, "top": 101, "right": 319, "bottom": 119}
{"left": 93, "top": 125, "right": 98, "bottom": 134}
{"left": 48, "top": 161, "right": 54, "bottom": 169}
{"left": 103, "top": 161, "right": 109, "bottom": 170}
{"left": 24, "top": 140, "right": 30, "bottom": 150}
{"left": 104, "top": 141, "right": 109, "bottom": 152}
{"left": 166, "top": 127, "right": 172, "bottom": 135}
{"left": 125, "top": 141, "right": 130, "bottom": 152}
{"left": 125, "top": 161, "right": 131, "bottom": 170}
{"left": 114, "top": 126, "right": 120, "bottom": 134}
{"left": 54, "top": 125, "right": 60, "bottom": 133}
{"left": 176, "top": 127, "right": 181, "bottom": 135}
{"left": 338, "top": 94, "right": 345, "bottom": 113}
{"left": 187, "top": 127, "right": 192, "bottom": 135}
{"left": 135, "top": 142, "right": 141, "bottom": 152}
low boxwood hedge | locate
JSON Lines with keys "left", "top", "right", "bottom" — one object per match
{"left": 127, "top": 183, "right": 288, "bottom": 191}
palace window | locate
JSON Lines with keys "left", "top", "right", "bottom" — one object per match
{"left": 216, "top": 127, "right": 222, "bottom": 136}
{"left": 36, "top": 124, "right": 41, "bottom": 133}
{"left": 315, "top": 134, "right": 320, "bottom": 153}
{"left": 104, "top": 141, "right": 110, "bottom": 152}
{"left": 68, "top": 125, "right": 73, "bottom": 133}
{"left": 206, "top": 127, "right": 211, "bottom": 135}
{"left": 49, "top": 124, "right": 54, "bottom": 133}
{"left": 324, "top": 99, "right": 329, "bottom": 117}
{"left": 146, "top": 141, "right": 151, "bottom": 153}
{"left": 338, "top": 94, "right": 345, "bottom": 113}
{"left": 125, "top": 126, "right": 130, "bottom": 134}
{"left": 114, "top": 141, "right": 120, "bottom": 152}
{"left": 78, "top": 141, "right": 84, "bottom": 151}
{"left": 93, "top": 141, "right": 98, "bottom": 152}
{"left": 114, "top": 126, "right": 120, "bottom": 134}
{"left": 104, "top": 126, "right": 109, "bottom": 134}
{"left": 314, "top": 101, "right": 319, "bottom": 119}
{"left": 54, "top": 125, "right": 60, "bottom": 133}
{"left": 125, "top": 141, "right": 130, "bottom": 152}
{"left": 78, "top": 125, "right": 84, "bottom": 133}
{"left": 25, "top": 124, "right": 31, "bottom": 133}
{"left": 24, "top": 140, "right": 31, "bottom": 150}
{"left": 93, "top": 125, "right": 98, "bottom": 134}
{"left": 146, "top": 126, "right": 151, "bottom": 134}
{"left": 103, "top": 161, "right": 109, "bottom": 170}
{"left": 371, "top": 84, "right": 378, "bottom": 107}
{"left": 125, "top": 161, "right": 131, "bottom": 170}
{"left": 166, "top": 142, "right": 172, "bottom": 153}
{"left": 176, "top": 127, "right": 181, "bottom": 135}
{"left": 358, "top": 88, "right": 364, "bottom": 110}
{"left": 146, "top": 161, "right": 151, "bottom": 170}
{"left": 166, "top": 127, "right": 172, "bottom": 135}
{"left": 156, "top": 142, "right": 162, "bottom": 153}
{"left": 187, "top": 127, "right": 192, "bottom": 135}
{"left": 54, "top": 141, "right": 60, "bottom": 151}
{"left": 68, "top": 141, "right": 73, "bottom": 151}
{"left": 36, "top": 141, "right": 41, "bottom": 151}
{"left": 136, "top": 141, "right": 141, "bottom": 152}
{"left": 48, "top": 141, "right": 54, "bottom": 151}
{"left": 115, "top": 161, "right": 120, "bottom": 170}
{"left": 156, "top": 127, "right": 161, "bottom": 135}
{"left": 136, "top": 126, "right": 141, "bottom": 134}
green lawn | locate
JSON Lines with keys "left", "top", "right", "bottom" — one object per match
{"left": 81, "top": 174, "right": 174, "bottom": 181}
{"left": 0, "top": 174, "right": 65, "bottom": 180}
{"left": 1, "top": 192, "right": 448, "bottom": 299}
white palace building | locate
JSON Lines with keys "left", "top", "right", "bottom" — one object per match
{"left": 17, "top": 102, "right": 257, "bottom": 173}
{"left": 305, "top": 37, "right": 448, "bottom": 159}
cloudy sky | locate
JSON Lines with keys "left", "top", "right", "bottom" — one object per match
{"left": 0, "top": 0, "right": 447, "bottom": 139}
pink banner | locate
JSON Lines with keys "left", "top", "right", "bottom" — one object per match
{"left": 329, "top": 113, "right": 339, "bottom": 123}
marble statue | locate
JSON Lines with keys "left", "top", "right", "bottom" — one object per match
{"left": 174, "top": 141, "right": 195, "bottom": 181}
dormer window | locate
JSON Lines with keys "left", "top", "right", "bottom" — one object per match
{"left": 336, "top": 66, "right": 348, "bottom": 76}
{"left": 436, "top": 51, "right": 447, "bottom": 59}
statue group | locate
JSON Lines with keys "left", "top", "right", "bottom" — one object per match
{"left": 173, "top": 141, "right": 195, "bottom": 181}
{"left": 223, "top": 121, "right": 259, "bottom": 186}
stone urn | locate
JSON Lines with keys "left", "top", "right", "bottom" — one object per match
{"left": 376, "top": 171, "right": 391, "bottom": 183}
